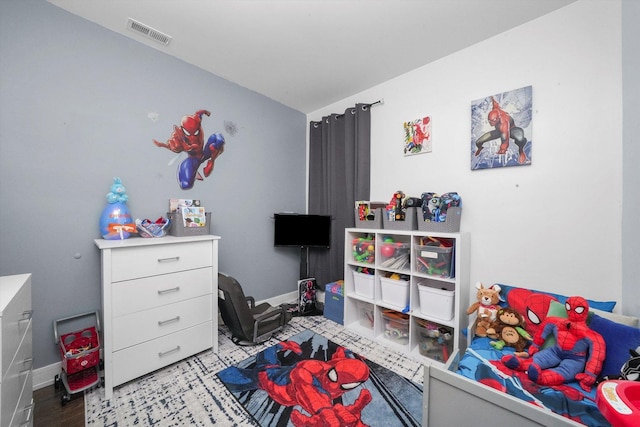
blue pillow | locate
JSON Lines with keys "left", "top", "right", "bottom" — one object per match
{"left": 588, "top": 313, "right": 640, "bottom": 377}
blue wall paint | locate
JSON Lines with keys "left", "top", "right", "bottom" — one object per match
{"left": 0, "top": 1, "right": 307, "bottom": 367}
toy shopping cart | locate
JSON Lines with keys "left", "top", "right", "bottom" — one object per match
{"left": 54, "top": 311, "right": 102, "bottom": 405}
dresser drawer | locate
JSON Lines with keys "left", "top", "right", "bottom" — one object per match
{"left": 112, "top": 295, "right": 212, "bottom": 351}
{"left": 1, "top": 321, "right": 32, "bottom": 427}
{"left": 9, "top": 374, "right": 33, "bottom": 427}
{"left": 112, "top": 321, "right": 212, "bottom": 387}
{"left": 110, "top": 241, "right": 213, "bottom": 282}
{"left": 1, "top": 281, "right": 31, "bottom": 377}
{"left": 112, "top": 268, "right": 212, "bottom": 317}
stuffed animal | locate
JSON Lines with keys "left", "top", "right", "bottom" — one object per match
{"left": 488, "top": 307, "right": 532, "bottom": 355}
{"left": 466, "top": 282, "right": 502, "bottom": 338}
{"left": 503, "top": 296, "right": 606, "bottom": 392}
{"left": 598, "top": 348, "right": 640, "bottom": 384}
{"left": 106, "top": 177, "right": 128, "bottom": 204}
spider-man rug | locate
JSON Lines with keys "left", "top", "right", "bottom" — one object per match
{"left": 217, "top": 329, "right": 423, "bottom": 427}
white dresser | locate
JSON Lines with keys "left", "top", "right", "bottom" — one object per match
{"left": 95, "top": 235, "right": 220, "bottom": 399}
{"left": 0, "top": 273, "right": 34, "bottom": 427}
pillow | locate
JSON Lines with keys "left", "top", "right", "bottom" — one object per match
{"left": 498, "top": 284, "right": 617, "bottom": 312}
{"left": 546, "top": 300, "right": 639, "bottom": 327}
{"left": 588, "top": 313, "right": 640, "bottom": 378}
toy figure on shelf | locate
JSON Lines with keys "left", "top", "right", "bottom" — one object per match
{"left": 154, "top": 109, "right": 226, "bottom": 190}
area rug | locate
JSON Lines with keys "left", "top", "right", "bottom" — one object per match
{"left": 217, "top": 329, "right": 422, "bottom": 427}
{"left": 85, "top": 316, "right": 424, "bottom": 426}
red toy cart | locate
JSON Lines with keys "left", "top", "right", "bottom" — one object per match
{"left": 54, "top": 311, "right": 102, "bottom": 405}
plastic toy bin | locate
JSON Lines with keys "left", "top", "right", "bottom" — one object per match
{"left": 418, "top": 280, "right": 455, "bottom": 321}
{"left": 351, "top": 237, "right": 375, "bottom": 264}
{"left": 358, "top": 301, "right": 375, "bottom": 330}
{"left": 382, "top": 310, "right": 409, "bottom": 345}
{"left": 414, "top": 244, "right": 454, "bottom": 278}
{"left": 379, "top": 242, "right": 410, "bottom": 270}
{"left": 352, "top": 271, "right": 375, "bottom": 299}
{"left": 380, "top": 277, "right": 409, "bottom": 309}
{"left": 416, "top": 319, "right": 453, "bottom": 362}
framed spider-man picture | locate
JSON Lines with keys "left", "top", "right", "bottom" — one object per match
{"left": 470, "top": 85, "right": 532, "bottom": 170}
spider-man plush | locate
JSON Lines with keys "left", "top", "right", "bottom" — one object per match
{"left": 503, "top": 296, "right": 606, "bottom": 392}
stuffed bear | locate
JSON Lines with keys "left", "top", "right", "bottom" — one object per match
{"left": 488, "top": 307, "right": 532, "bottom": 356}
{"left": 466, "top": 282, "right": 502, "bottom": 338}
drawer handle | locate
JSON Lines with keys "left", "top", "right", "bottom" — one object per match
{"left": 157, "top": 256, "right": 180, "bottom": 263}
{"left": 20, "top": 310, "right": 33, "bottom": 322}
{"left": 158, "top": 345, "right": 181, "bottom": 357}
{"left": 19, "top": 402, "right": 35, "bottom": 426}
{"left": 157, "top": 286, "right": 180, "bottom": 295}
{"left": 19, "top": 357, "right": 34, "bottom": 374}
{"left": 158, "top": 316, "right": 180, "bottom": 326}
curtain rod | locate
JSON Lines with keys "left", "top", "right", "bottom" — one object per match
{"left": 311, "top": 99, "right": 384, "bottom": 126}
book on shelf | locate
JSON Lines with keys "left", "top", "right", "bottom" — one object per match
{"left": 180, "top": 206, "right": 207, "bottom": 227}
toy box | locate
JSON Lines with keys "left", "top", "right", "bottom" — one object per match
{"left": 416, "top": 319, "right": 453, "bottom": 362}
{"left": 358, "top": 301, "right": 375, "bottom": 330}
{"left": 351, "top": 237, "right": 375, "bottom": 264}
{"left": 414, "top": 243, "right": 454, "bottom": 278}
{"left": 352, "top": 271, "right": 375, "bottom": 299}
{"left": 323, "top": 281, "right": 344, "bottom": 324}
{"left": 382, "top": 310, "right": 410, "bottom": 345}
{"left": 380, "top": 277, "right": 409, "bottom": 309}
{"left": 418, "top": 280, "right": 455, "bottom": 321}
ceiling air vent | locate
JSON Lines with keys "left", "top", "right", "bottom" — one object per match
{"left": 127, "top": 18, "right": 172, "bottom": 46}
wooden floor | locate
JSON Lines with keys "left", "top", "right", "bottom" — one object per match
{"left": 33, "top": 385, "right": 85, "bottom": 427}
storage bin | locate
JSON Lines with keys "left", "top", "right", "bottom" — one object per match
{"left": 418, "top": 280, "right": 455, "bottom": 320}
{"left": 358, "top": 301, "right": 375, "bottom": 329}
{"left": 351, "top": 237, "right": 375, "bottom": 264}
{"left": 352, "top": 271, "right": 375, "bottom": 299}
{"left": 167, "top": 212, "right": 211, "bottom": 236}
{"left": 382, "top": 207, "right": 418, "bottom": 230}
{"left": 379, "top": 241, "right": 410, "bottom": 270}
{"left": 416, "top": 319, "right": 453, "bottom": 362}
{"left": 382, "top": 310, "right": 410, "bottom": 345}
{"left": 417, "top": 206, "right": 462, "bottom": 233}
{"left": 414, "top": 244, "right": 454, "bottom": 278}
{"left": 354, "top": 207, "right": 383, "bottom": 229}
{"left": 324, "top": 292, "right": 344, "bottom": 325}
{"left": 380, "top": 277, "right": 409, "bottom": 309}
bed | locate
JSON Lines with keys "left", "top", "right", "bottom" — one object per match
{"left": 422, "top": 284, "right": 640, "bottom": 427}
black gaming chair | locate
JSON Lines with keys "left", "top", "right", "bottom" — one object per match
{"left": 218, "top": 272, "right": 292, "bottom": 345}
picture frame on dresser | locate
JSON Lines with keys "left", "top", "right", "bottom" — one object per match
{"left": 94, "top": 235, "right": 220, "bottom": 399}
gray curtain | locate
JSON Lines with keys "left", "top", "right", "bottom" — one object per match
{"left": 308, "top": 103, "right": 371, "bottom": 287}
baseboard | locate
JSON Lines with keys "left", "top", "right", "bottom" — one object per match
{"left": 33, "top": 290, "right": 299, "bottom": 391}
{"left": 33, "top": 361, "right": 62, "bottom": 390}
{"left": 260, "top": 290, "right": 298, "bottom": 307}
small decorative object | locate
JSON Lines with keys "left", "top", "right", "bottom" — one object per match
{"left": 99, "top": 177, "right": 135, "bottom": 240}
{"left": 136, "top": 217, "right": 171, "bottom": 238}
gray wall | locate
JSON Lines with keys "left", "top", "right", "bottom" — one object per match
{"left": 622, "top": 0, "right": 640, "bottom": 317}
{"left": 0, "top": 0, "right": 306, "bottom": 368}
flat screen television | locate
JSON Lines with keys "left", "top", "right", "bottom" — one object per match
{"left": 273, "top": 213, "right": 331, "bottom": 248}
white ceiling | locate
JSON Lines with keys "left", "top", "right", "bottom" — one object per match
{"left": 47, "top": 0, "right": 576, "bottom": 114}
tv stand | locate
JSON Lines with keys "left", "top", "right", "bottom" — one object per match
{"left": 300, "top": 246, "right": 309, "bottom": 279}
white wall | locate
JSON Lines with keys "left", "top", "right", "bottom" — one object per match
{"left": 309, "top": 0, "right": 625, "bottom": 308}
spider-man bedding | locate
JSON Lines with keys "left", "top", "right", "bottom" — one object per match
{"left": 456, "top": 336, "right": 610, "bottom": 426}
{"left": 455, "top": 284, "right": 640, "bottom": 427}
